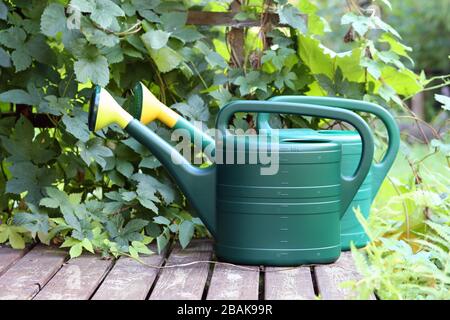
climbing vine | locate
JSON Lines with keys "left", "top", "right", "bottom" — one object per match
{"left": 0, "top": 1, "right": 448, "bottom": 298}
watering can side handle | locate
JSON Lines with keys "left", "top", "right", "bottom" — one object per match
{"left": 264, "top": 96, "right": 401, "bottom": 199}
{"left": 217, "top": 100, "right": 374, "bottom": 217}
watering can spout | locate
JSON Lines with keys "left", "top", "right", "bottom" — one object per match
{"left": 88, "top": 86, "right": 217, "bottom": 237}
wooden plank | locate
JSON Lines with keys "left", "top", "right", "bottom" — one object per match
{"left": 34, "top": 255, "right": 113, "bottom": 300}
{"left": 0, "top": 246, "right": 29, "bottom": 277}
{"left": 206, "top": 264, "right": 260, "bottom": 300}
{"left": 314, "top": 252, "right": 375, "bottom": 300}
{"left": 265, "top": 267, "right": 316, "bottom": 300}
{"left": 149, "top": 240, "right": 213, "bottom": 300}
{"left": 92, "top": 247, "right": 165, "bottom": 300}
{"left": 0, "top": 245, "right": 67, "bottom": 300}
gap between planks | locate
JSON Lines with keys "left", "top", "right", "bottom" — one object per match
{"left": 314, "top": 251, "right": 376, "bottom": 300}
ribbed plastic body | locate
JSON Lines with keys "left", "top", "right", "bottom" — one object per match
{"left": 271, "top": 129, "right": 371, "bottom": 250}
{"left": 215, "top": 136, "right": 344, "bottom": 265}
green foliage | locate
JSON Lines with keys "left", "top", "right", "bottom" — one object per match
{"left": 0, "top": 0, "right": 448, "bottom": 300}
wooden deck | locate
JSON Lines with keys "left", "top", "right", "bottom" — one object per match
{"left": 0, "top": 240, "right": 374, "bottom": 300}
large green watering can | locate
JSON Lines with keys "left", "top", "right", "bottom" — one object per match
{"left": 258, "top": 96, "right": 400, "bottom": 250}
{"left": 88, "top": 86, "right": 374, "bottom": 265}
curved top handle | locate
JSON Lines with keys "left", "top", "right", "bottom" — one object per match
{"left": 217, "top": 100, "right": 375, "bottom": 216}
{"left": 261, "top": 96, "right": 400, "bottom": 200}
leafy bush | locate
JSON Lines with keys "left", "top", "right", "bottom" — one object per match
{"left": 0, "top": 1, "right": 448, "bottom": 299}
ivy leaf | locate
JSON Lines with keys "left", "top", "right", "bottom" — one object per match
{"left": 62, "top": 113, "right": 90, "bottom": 142}
{"left": 132, "top": 173, "right": 175, "bottom": 205}
{"left": 41, "top": 3, "right": 67, "bottom": 37}
{"left": 69, "top": 242, "right": 83, "bottom": 258}
{"left": 0, "top": 89, "right": 37, "bottom": 105}
{"left": 0, "top": 225, "right": 26, "bottom": 249}
{"left": 172, "top": 27, "right": 204, "bottom": 43}
{"left": 0, "top": 27, "right": 26, "bottom": 49}
{"left": 148, "top": 47, "right": 183, "bottom": 73}
{"left": 78, "top": 138, "right": 114, "bottom": 169}
{"left": 0, "top": 0, "right": 7, "bottom": 20}
{"left": 131, "top": 241, "right": 152, "bottom": 255}
{"left": 13, "top": 211, "right": 50, "bottom": 234}
{"left": 90, "top": 0, "right": 125, "bottom": 30}
{"left": 70, "top": 0, "right": 96, "bottom": 12}
{"left": 156, "top": 227, "right": 169, "bottom": 254}
{"left": 278, "top": 4, "right": 307, "bottom": 34}
{"left": 141, "top": 30, "right": 170, "bottom": 50}
{"left": 160, "top": 12, "right": 187, "bottom": 32}
{"left": 82, "top": 24, "right": 120, "bottom": 47}
{"left": 0, "top": 47, "right": 11, "bottom": 67}
{"left": 209, "top": 88, "right": 233, "bottom": 108}
{"left": 11, "top": 49, "right": 31, "bottom": 72}
{"left": 172, "top": 95, "right": 210, "bottom": 122}
{"left": 178, "top": 220, "right": 194, "bottom": 248}
{"left": 435, "top": 94, "right": 450, "bottom": 111}
{"left": 116, "top": 159, "right": 134, "bottom": 177}
{"left": 74, "top": 54, "right": 110, "bottom": 86}
{"left": 105, "top": 216, "right": 148, "bottom": 250}
{"left": 6, "top": 162, "right": 56, "bottom": 204}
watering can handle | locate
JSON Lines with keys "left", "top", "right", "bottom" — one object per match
{"left": 258, "top": 96, "right": 400, "bottom": 200}
{"left": 216, "top": 100, "right": 374, "bottom": 217}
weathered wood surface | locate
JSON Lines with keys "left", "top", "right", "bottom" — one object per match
{"left": 207, "top": 264, "right": 260, "bottom": 300}
{"left": 92, "top": 247, "right": 165, "bottom": 300}
{"left": 0, "top": 246, "right": 29, "bottom": 277}
{"left": 34, "top": 255, "right": 113, "bottom": 300}
{"left": 314, "top": 252, "right": 375, "bottom": 300}
{"left": 265, "top": 267, "right": 316, "bottom": 300}
{"left": 149, "top": 240, "right": 213, "bottom": 300}
{"left": 0, "top": 245, "right": 66, "bottom": 300}
{"left": 0, "top": 240, "right": 372, "bottom": 300}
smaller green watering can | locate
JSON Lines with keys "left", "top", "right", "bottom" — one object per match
{"left": 258, "top": 96, "right": 400, "bottom": 249}
{"left": 88, "top": 86, "right": 374, "bottom": 265}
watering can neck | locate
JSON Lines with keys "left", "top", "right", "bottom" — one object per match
{"left": 125, "top": 119, "right": 217, "bottom": 237}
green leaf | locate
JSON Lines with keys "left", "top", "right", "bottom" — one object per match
{"left": 11, "top": 49, "right": 32, "bottom": 72}
{"left": 8, "top": 229, "right": 25, "bottom": 249}
{"left": 172, "top": 27, "right": 204, "bottom": 43}
{"left": 0, "top": 47, "right": 11, "bottom": 67}
{"left": 153, "top": 216, "right": 171, "bottom": 226}
{"left": 78, "top": 137, "right": 114, "bottom": 169}
{"left": 156, "top": 230, "right": 169, "bottom": 254}
{"left": 0, "top": 27, "right": 26, "bottom": 49}
{"left": 131, "top": 241, "right": 152, "bottom": 254}
{"left": 278, "top": 4, "right": 307, "bottom": 34}
{"left": 81, "top": 238, "right": 95, "bottom": 253}
{"left": 13, "top": 211, "right": 50, "bottom": 234}
{"left": 41, "top": 3, "right": 67, "bottom": 37}
{"left": 69, "top": 242, "right": 83, "bottom": 258}
{"left": 0, "top": 89, "right": 36, "bottom": 105}
{"left": 435, "top": 94, "right": 450, "bottom": 111}
{"left": 178, "top": 220, "right": 194, "bottom": 248}
{"left": 148, "top": 47, "right": 183, "bottom": 73}
{"left": 74, "top": 54, "right": 110, "bottom": 86}
{"left": 141, "top": 30, "right": 170, "bottom": 50}
{"left": 160, "top": 12, "right": 187, "bottom": 32}
{"left": 91, "top": 0, "right": 124, "bottom": 30}
{"left": 0, "top": 0, "right": 7, "bottom": 20}
{"left": 62, "top": 113, "right": 90, "bottom": 142}
{"left": 6, "top": 162, "right": 56, "bottom": 204}
{"left": 70, "top": 0, "right": 96, "bottom": 12}
{"left": 116, "top": 159, "right": 134, "bottom": 177}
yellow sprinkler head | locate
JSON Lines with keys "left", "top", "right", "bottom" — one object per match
{"left": 88, "top": 86, "right": 133, "bottom": 132}
{"left": 130, "top": 82, "right": 180, "bottom": 128}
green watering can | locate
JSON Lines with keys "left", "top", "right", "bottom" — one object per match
{"left": 258, "top": 96, "right": 400, "bottom": 250}
{"left": 88, "top": 86, "right": 374, "bottom": 265}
